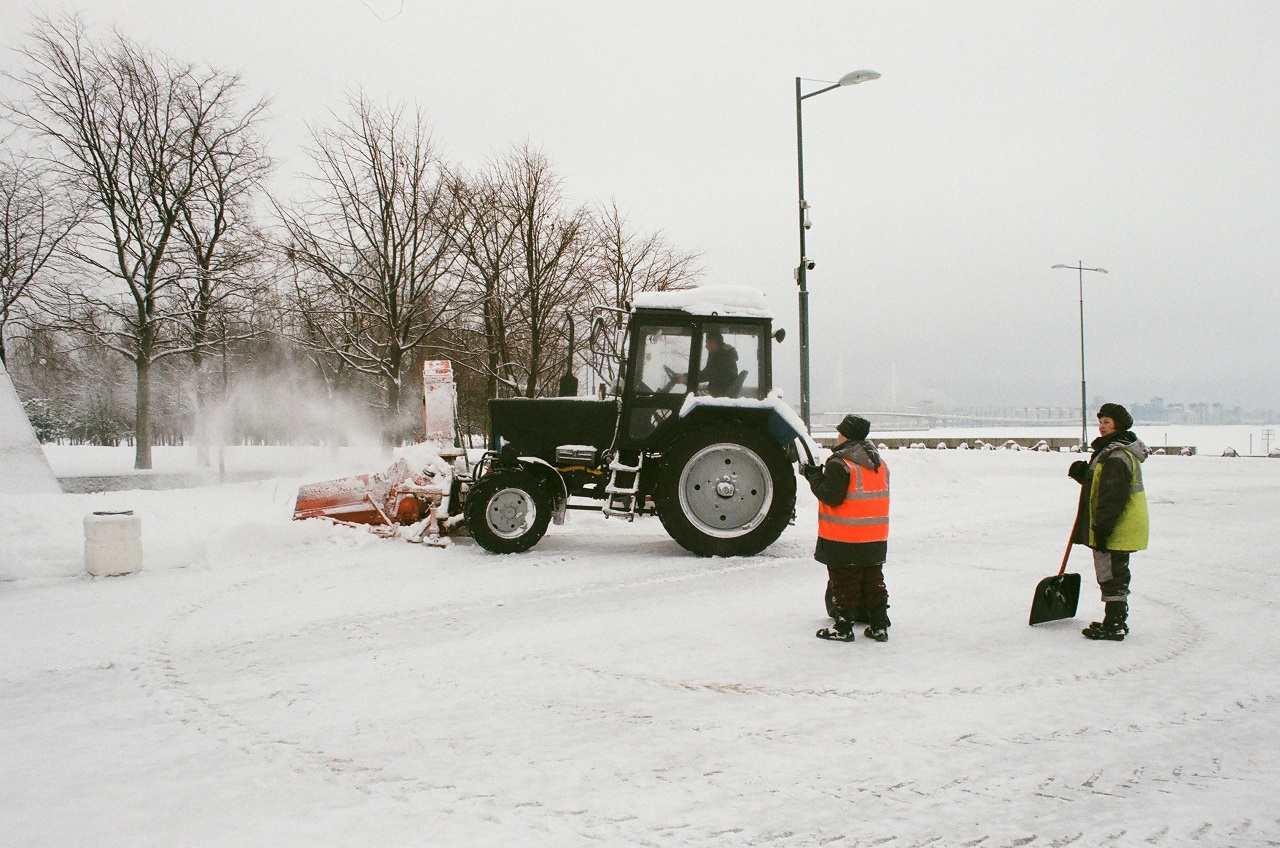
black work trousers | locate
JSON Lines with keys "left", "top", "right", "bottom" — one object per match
{"left": 827, "top": 563, "right": 888, "bottom": 620}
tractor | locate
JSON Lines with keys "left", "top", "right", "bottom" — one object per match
{"left": 463, "top": 285, "right": 816, "bottom": 556}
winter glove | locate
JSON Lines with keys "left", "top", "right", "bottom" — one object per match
{"left": 1068, "top": 460, "right": 1088, "bottom": 483}
{"left": 1092, "top": 523, "right": 1113, "bottom": 549}
{"left": 801, "top": 463, "right": 823, "bottom": 482}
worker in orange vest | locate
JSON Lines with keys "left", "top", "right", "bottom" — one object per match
{"left": 803, "top": 414, "right": 892, "bottom": 642}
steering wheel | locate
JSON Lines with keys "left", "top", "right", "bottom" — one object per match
{"left": 649, "top": 408, "right": 673, "bottom": 430}
{"left": 658, "top": 364, "right": 682, "bottom": 394}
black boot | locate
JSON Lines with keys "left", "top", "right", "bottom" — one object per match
{"left": 863, "top": 604, "right": 890, "bottom": 642}
{"left": 816, "top": 616, "right": 855, "bottom": 642}
{"left": 1083, "top": 601, "right": 1129, "bottom": 641}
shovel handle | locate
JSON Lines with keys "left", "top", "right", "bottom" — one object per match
{"left": 1059, "top": 520, "right": 1078, "bottom": 575}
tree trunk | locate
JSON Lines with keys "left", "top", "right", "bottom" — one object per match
{"left": 386, "top": 371, "right": 402, "bottom": 445}
{"left": 525, "top": 323, "right": 542, "bottom": 398}
{"left": 134, "top": 356, "right": 152, "bottom": 470}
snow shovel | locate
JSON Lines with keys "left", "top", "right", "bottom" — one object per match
{"left": 1028, "top": 531, "right": 1082, "bottom": 625}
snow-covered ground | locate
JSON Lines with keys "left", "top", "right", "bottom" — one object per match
{"left": 2, "top": 429, "right": 1279, "bottom": 845}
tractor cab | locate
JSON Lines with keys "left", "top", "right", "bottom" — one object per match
{"left": 618, "top": 307, "right": 775, "bottom": 448}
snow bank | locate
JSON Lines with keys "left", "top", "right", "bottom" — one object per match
{"left": 0, "top": 361, "right": 60, "bottom": 494}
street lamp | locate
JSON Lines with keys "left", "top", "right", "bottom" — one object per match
{"left": 795, "top": 69, "right": 879, "bottom": 432}
{"left": 1052, "top": 261, "right": 1108, "bottom": 447}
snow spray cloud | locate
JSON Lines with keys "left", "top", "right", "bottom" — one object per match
{"left": 187, "top": 367, "right": 391, "bottom": 449}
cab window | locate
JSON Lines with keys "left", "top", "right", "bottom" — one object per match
{"left": 698, "top": 324, "right": 763, "bottom": 399}
{"left": 630, "top": 325, "right": 693, "bottom": 395}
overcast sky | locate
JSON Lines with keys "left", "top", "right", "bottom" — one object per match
{"left": 3, "top": 1, "right": 1277, "bottom": 413}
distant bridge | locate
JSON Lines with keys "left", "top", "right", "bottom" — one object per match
{"left": 812, "top": 410, "right": 1087, "bottom": 430}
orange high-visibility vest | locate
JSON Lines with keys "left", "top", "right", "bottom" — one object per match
{"left": 817, "top": 458, "right": 890, "bottom": 544}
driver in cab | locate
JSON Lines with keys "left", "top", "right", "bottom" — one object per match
{"left": 700, "top": 330, "right": 739, "bottom": 397}
{"left": 669, "top": 330, "right": 740, "bottom": 397}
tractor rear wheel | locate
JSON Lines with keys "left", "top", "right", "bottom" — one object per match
{"left": 655, "top": 423, "right": 796, "bottom": 557}
{"left": 465, "top": 467, "right": 553, "bottom": 554}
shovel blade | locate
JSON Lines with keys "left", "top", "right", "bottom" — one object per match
{"left": 1029, "top": 572, "right": 1082, "bottom": 625}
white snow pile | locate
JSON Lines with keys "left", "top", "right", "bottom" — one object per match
{"left": 1, "top": 439, "right": 1279, "bottom": 845}
{"left": 391, "top": 440, "right": 456, "bottom": 479}
{"left": 0, "top": 360, "right": 60, "bottom": 494}
{"left": 632, "top": 284, "right": 772, "bottom": 318}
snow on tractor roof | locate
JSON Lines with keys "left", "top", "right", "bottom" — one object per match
{"left": 632, "top": 285, "right": 772, "bottom": 318}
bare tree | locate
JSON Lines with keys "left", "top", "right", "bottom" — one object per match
{"left": 7, "top": 14, "right": 268, "bottom": 468}
{"left": 174, "top": 93, "right": 271, "bottom": 369}
{"left": 450, "top": 152, "right": 699, "bottom": 401}
{"left": 0, "top": 153, "right": 79, "bottom": 365}
{"left": 590, "top": 198, "right": 700, "bottom": 310}
{"left": 281, "top": 253, "right": 367, "bottom": 400}
{"left": 585, "top": 199, "right": 701, "bottom": 387}
{"left": 279, "top": 93, "right": 462, "bottom": 429}
{"left": 492, "top": 144, "right": 593, "bottom": 399}
{"left": 174, "top": 111, "right": 271, "bottom": 464}
{"left": 447, "top": 160, "right": 520, "bottom": 400}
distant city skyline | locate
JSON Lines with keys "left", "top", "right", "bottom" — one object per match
{"left": 820, "top": 354, "right": 1275, "bottom": 420}
{"left": 814, "top": 396, "right": 1279, "bottom": 427}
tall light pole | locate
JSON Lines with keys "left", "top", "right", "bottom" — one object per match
{"left": 1052, "top": 261, "right": 1108, "bottom": 446}
{"left": 795, "top": 69, "right": 879, "bottom": 432}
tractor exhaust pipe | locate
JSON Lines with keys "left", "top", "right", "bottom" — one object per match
{"left": 558, "top": 316, "right": 579, "bottom": 397}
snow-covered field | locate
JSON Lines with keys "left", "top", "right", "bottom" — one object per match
{"left": 2, "top": 430, "right": 1279, "bottom": 846}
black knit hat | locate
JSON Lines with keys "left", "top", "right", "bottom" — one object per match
{"left": 837, "top": 414, "right": 871, "bottom": 441}
{"left": 1097, "top": 403, "right": 1133, "bottom": 431}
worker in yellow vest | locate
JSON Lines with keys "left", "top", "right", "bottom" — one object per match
{"left": 1068, "top": 403, "right": 1150, "bottom": 641}
{"left": 803, "top": 414, "right": 891, "bottom": 642}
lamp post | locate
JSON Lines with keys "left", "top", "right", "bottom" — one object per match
{"left": 795, "top": 69, "right": 879, "bottom": 433}
{"left": 1052, "top": 261, "right": 1108, "bottom": 447}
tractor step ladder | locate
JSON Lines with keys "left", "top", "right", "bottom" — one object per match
{"left": 602, "top": 450, "right": 644, "bottom": 521}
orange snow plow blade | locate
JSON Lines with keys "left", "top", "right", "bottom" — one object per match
{"left": 291, "top": 361, "right": 465, "bottom": 545}
{"left": 292, "top": 455, "right": 451, "bottom": 544}
{"left": 292, "top": 461, "right": 437, "bottom": 526}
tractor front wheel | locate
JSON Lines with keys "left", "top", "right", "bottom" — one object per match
{"left": 655, "top": 423, "right": 796, "bottom": 557}
{"left": 465, "top": 467, "right": 553, "bottom": 554}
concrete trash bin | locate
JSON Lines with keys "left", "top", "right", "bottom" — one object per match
{"left": 84, "top": 510, "right": 143, "bottom": 577}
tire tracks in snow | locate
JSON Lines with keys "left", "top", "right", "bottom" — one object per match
{"left": 124, "top": 522, "right": 1280, "bottom": 847}
{"left": 562, "top": 591, "right": 1203, "bottom": 705}
{"left": 127, "top": 570, "right": 462, "bottom": 805}
{"left": 121, "top": 548, "right": 809, "bottom": 839}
